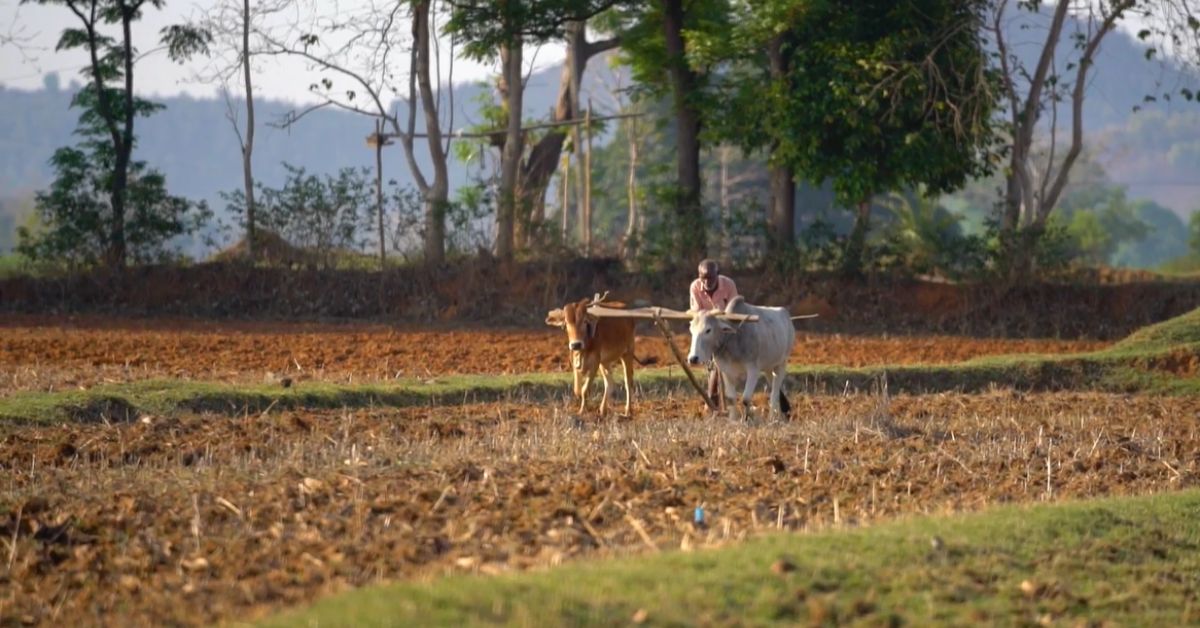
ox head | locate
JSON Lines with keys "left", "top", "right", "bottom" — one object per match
{"left": 545, "top": 298, "right": 598, "bottom": 352}
{"left": 686, "top": 309, "right": 735, "bottom": 365}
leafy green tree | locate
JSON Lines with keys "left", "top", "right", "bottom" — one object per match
{"left": 21, "top": 0, "right": 210, "bottom": 267}
{"left": 17, "top": 90, "right": 211, "bottom": 266}
{"left": 1189, "top": 210, "right": 1200, "bottom": 257}
{"left": 715, "top": 0, "right": 998, "bottom": 277}
{"left": 615, "top": 0, "right": 731, "bottom": 261}
{"left": 1059, "top": 185, "right": 1149, "bottom": 266}
{"left": 223, "top": 164, "right": 375, "bottom": 270}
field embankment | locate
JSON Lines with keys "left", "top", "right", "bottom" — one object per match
{"left": 3, "top": 261, "right": 1198, "bottom": 338}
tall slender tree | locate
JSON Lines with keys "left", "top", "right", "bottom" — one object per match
{"left": 615, "top": 0, "right": 731, "bottom": 261}
{"left": 22, "top": 0, "right": 210, "bottom": 267}
{"left": 257, "top": 0, "right": 453, "bottom": 265}
{"left": 446, "top": 0, "right": 622, "bottom": 263}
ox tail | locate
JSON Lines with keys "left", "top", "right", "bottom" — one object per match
{"left": 779, "top": 390, "right": 791, "bottom": 416}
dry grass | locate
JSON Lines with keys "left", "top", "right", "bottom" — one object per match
{"left": 2, "top": 389, "right": 1198, "bottom": 625}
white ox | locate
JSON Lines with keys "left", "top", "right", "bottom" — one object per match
{"left": 686, "top": 296, "right": 794, "bottom": 421}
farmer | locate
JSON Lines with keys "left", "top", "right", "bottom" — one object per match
{"left": 688, "top": 258, "right": 738, "bottom": 408}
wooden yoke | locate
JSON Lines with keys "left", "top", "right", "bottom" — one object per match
{"left": 586, "top": 305, "right": 759, "bottom": 322}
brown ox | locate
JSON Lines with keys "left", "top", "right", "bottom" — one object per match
{"left": 545, "top": 298, "right": 652, "bottom": 416}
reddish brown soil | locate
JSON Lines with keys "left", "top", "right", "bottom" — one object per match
{"left": 0, "top": 314, "right": 1109, "bottom": 393}
{"left": 2, "top": 392, "right": 1197, "bottom": 626}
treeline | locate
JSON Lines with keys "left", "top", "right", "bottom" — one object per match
{"left": 6, "top": 0, "right": 1200, "bottom": 281}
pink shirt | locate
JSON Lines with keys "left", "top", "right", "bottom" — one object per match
{"left": 690, "top": 275, "right": 738, "bottom": 311}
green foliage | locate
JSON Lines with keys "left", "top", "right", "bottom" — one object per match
{"left": 222, "top": 164, "right": 375, "bottom": 269}
{"left": 613, "top": 0, "right": 732, "bottom": 100}
{"left": 18, "top": 0, "right": 212, "bottom": 267}
{"left": 445, "top": 0, "right": 619, "bottom": 61}
{"left": 1058, "top": 185, "right": 1150, "bottom": 266}
{"left": 719, "top": 0, "right": 999, "bottom": 207}
{"left": 17, "top": 143, "right": 211, "bottom": 266}
{"left": 877, "top": 191, "right": 989, "bottom": 279}
{"left": 1189, "top": 211, "right": 1200, "bottom": 256}
{"left": 15, "top": 78, "right": 210, "bottom": 267}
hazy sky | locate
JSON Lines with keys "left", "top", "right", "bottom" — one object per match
{"left": 0, "top": 0, "right": 567, "bottom": 103}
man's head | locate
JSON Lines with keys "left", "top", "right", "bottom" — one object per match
{"left": 698, "top": 259, "right": 720, "bottom": 292}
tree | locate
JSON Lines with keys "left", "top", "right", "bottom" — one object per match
{"left": 725, "top": 0, "right": 998, "bottom": 277}
{"left": 21, "top": 0, "right": 210, "bottom": 268}
{"left": 18, "top": 87, "right": 212, "bottom": 266}
{"left": 988, "top": 0, "right": 1200, "bottom": 277}
{"left": 446, "top": 0, "right": 621, "bottom": 263}
{"left": 617, "top": 0, "right": 730, "bottom": 261}
{"left": 258, "top": 0, "right": 453, "bottom": 265}
{"left": 195, "top": 0, "right": 287, "bottom": 263}
{"left": 516, "top": 18, "right": 620, "bottom": 252}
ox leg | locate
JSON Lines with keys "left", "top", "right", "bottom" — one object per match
{"left": 578, "top": 369, "right": 593, "bottom": 415}
{"left": 767, "top": 366, "right": 786, "bottom": 421}
{"left": 598, "top": 364, "right": 614, "bottom": 416}
{"left": 722, "top": 373, "right": 741, "bottom": 421}
{"left": 621, "top": 356, "right": 634, "bottom": 417}
{"left": 741, "top": 366, "right": 762, "bottom": 422}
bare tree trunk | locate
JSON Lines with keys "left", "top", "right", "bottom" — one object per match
{"left": 512, "top": 21, "right": 618, "bottom": 254}
{"left": 768, "top": 162, "right": 795, "bottom": 252}
{"left": 374, "top": 118, "right": 386, "bottom": 267}
{"left": 842, "top": 200, "right": 872, "bottom": 279}
{"left": 560, "top": 150, "right": 571, "bottom": 240}
{"left": 719, "top": 144, "right": 731, "bottom": 264}
{"left": 620, "top": 112, "right": 639, "bottom": 260}
{"left": 582, "top": 101, "right": 593, "bottom": 256}
{"left": 413, "top": 0, "right": 448, "bottom": 265}
{"left": 241, "top": 0, "right": 257, "bottom": 262}
{"left": 766, "top": 34, "right": 794, "bottom": 255}
{"left": 496, "top": 41, "right": 523, "bottom": 263}
{"left": 993, "top": 0, "right": 1126, "bottom": 280}
{"left": 662, "top": 0, "right": 705, "bottom": 261}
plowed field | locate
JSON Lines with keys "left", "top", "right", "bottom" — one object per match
{"left": 0, "top": 315, "right": 1108, "bottom": 393}
{"left": 3, "top": 392, "right": 1197, "bottom": 626}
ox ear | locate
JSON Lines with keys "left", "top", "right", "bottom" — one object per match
{"left": 545, "top": 308, "right": 566, "bottom": 327}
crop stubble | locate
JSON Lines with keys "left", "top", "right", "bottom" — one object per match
{"left": 2, "top": 391, "right": 1198, "bottom": 626}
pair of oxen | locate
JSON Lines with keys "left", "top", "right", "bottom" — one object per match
{"left": 545, "top": 296, "right": 796, "bottom": 421}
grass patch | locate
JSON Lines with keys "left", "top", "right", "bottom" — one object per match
{"left": 0, "top": 370, "right": 694, "bottom": 425}
{"left": 261, "top": 489, "right": 1200, "bottom": 627}
{"left": 791, "top": 305, "right": 1200, "bottom": 395}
